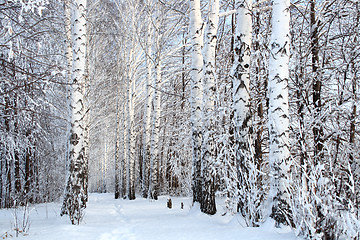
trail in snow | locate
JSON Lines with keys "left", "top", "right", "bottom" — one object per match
{"left": 0, "top": 193, "right": 299, "bottom": 240}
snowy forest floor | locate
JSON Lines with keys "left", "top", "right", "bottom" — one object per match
{"left": 0, "top": 193, "right": 300, "bottom": 240}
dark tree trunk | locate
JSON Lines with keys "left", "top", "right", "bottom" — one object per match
{"left": 114, "top": 143, "right": 120, "bottom": 199}
{"left": 311, "top": 0, "right": 324, "bottom": 165}
{"left": 192, "top": 138, "right": 202, "bottom": 204}
{"left": 201, "top": 176, "right": 216, "bottom": 215}
{"left": 310, "top": 1, "right": 328, "bottom": 236}
{"left": 24, "top": 130, "right": 33, "bottom": 203}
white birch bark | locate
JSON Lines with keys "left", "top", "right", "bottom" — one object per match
{"left": 231, "top": 0, "right": 253, "bottom": 220}
{"left": 125, "top": 70, "right": 136, "bottom": 200}
{"left": 124, "top": 78, "right": 131, "bottom": 199}
{"left": 125, "top": 1, "right": 138, "bottom": 201}
{"left": 148, "top": 59, "right": 162, "bottom": 200}
{"left": 189, "top": 0, "right": 204, "bottom": 204}
{"left": 129, "top": 75, "right": 136, "bottom": 200}
{"left": 114, "top": 101, "right": 120, "bottom": 199}
{"left": 64, "top": 0, "right": 73, "bottom": 77}
{"left": 142, "top": 22, "right": 153, "bottom": 198}
{"left": 102, "top": 134, "right": 108, "bottom": 191}
{"left": 121, "top": 101, "right": 128, "bottom": 198}
{"left": 268, "top": 0, "right": 292, "bottom": 227}
{"left": 200, "top": 0, "right": 219, "bottom": 215}
{"left": 61, "top": 0, "right": 88, "bottom": 225}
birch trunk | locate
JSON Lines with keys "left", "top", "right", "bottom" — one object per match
{"left": 61, "top": 0, "right": 88, "bottom": 225}
{"left": 148, "top": 60, "right": 162, "bottom": 200}
{"left": 189, "top": 0, "right": 204, "bottom": 204}
{"left": 231, "top": 0, "right": 253, "bottom": 219}
{"left": 114, "top": 102, "right": 120, "bottom": 199}
{"left": 311, "top": 0, "right": 324, "bottom": 167}
{"left": 126, "top": 1, "right": 138, "bottom": 201}
{"left": 64, "top": 0, "right": 73, "bottom": 76}
{"left": 125, "top": 72, "right": 136, "bottom": 200}
{"left": 201, "top": 0, "right": 219, "bottom": 215}
{"left": 121, "top": 102, "right": 128, "bottom": 198}
{"left": 129, "top": 76, "right": 136, "bottom": 200}
{"left": 124, "top": 80, "right": 131, "bottom": 199}
{"left": 142, "top": 23, "right": 153, "bottom": 198}
{"left": 268, "top": 0, "right": 292, "bottom": 227}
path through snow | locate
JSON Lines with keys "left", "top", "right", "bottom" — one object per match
{"left": 0, "top": 193, "right": 299, "bottom": 240}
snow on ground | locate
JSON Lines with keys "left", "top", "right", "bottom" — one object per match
{"left": 0, "top": 193, "right": 300, "bottom": 240}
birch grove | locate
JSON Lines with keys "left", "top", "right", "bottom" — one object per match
{"left": 1, "top": 0, "right": 359, "bottom": 238}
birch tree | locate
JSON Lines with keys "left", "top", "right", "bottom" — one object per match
{"left": 124, "top": 41, "right": 138, "bottom": 201}
{"left": 148, "top": 59, "right": 162, "bottom": 200}
{"left": 189, "top": 0, "right": 204, "bottom": 204}
{"left": 141, "top": 20, "right": 154, "bottom": 198}
{"left": 231, "top": 0, "right": 259, "bottom": 225}
{"left": 61, "top": 0, "right": 89, "bottom": 225}
{"left": 114, "top": 102, "right": 121, "bottom": 199}
{"left": 127, "top": 72, "right": 136, "bottom": 200}
{"left": 143, "top": 0, "right": 162, "bottom": 200}
{"left": 268, "top": 0, "right": 292, "bottom": 227}
{"left": 200, "top": 0, "right": 219, "bottom": 215}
